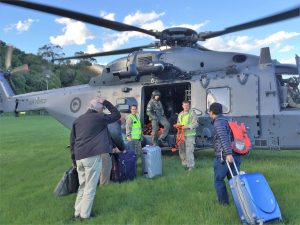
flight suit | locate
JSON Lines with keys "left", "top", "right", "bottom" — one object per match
{"left": 177, "top": 110, "right": 198, "bottom": 169}
{"left": 146, "top": 98, "right": 170, "bottom": 145}
{"left": 287, "top": 86, "right": 300, "bottom": 108}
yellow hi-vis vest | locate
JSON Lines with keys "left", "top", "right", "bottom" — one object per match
{"left": 178, "top": 110, "right": 196, "bottom": 137}
{"left": 128, "top": 114, "right": 142, "bottom": 140}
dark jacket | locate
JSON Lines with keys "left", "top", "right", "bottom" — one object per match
{"left": 70, "top": 100, "right": 121, "bottom": 162}
{"left": 212, "top": 115, "right": 232, "bottom": 157}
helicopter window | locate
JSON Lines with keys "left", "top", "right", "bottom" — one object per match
{"left": 206, "top": 87, "right": 230, "bottom": 113}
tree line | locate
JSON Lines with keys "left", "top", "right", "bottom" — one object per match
{"left": 0, "top": 41, "right": 98, "bottom": 94}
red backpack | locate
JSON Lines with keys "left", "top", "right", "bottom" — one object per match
{"left": 228, "top": 121, "right": 252, "bottom": 155}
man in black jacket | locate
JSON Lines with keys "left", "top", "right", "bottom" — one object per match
{"left": 208, "top": 102, "right": 241, "bottom": 205}
{"left": 70, "top": 97, "right": 120, "bottom": 219}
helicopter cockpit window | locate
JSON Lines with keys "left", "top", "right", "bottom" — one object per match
{"left": 277, "top": 74, "right": 300, "bottom": 109}
{"left": 206, "top": 87, "right": 230, "bottom": 113}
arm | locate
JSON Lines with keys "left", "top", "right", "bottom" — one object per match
{"left": 188, "top": 111, "right": 198, "bottom": 129}
{"left": 159, "top": 101, "right": 165, "bottom": 116}
{"left": 102, "top": 100, "right": 121, "bottom": 124}
{"left": 146, "top": 100, "right": 157, "bottom": 120}
{"left": 70, "top": 124, "right": 76, "bottom": 167}
{"left": 125, "top": 116, "right": 133, "bottom": 140}
{"left": 182, "top": 111, "right": 198, "bottom": 130}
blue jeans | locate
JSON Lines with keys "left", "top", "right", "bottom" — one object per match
{"left": 214, "top": 155, "right": 241, "bottom": 204}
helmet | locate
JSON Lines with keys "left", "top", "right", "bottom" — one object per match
{"left": 151, "top": 90, "right": 161, "bottom": 97}
{"left": 288, "top": 77, "right": 299, "bottom": 88}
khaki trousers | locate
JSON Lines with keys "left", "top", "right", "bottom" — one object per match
{"left": 178, "top": 136, "right": 195, "bottom": 168}
{"left": 75, "top": 154, "right": 102, "bottom": 219}
{"left": 99, "top": 153, "right": 112, "bottom": 186}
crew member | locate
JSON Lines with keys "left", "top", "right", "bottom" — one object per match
{"left": 177, "top": 100, "right": 198, "bottom": 171}
{"left": 146, "top": 90, "right": 170, "bottom": 145}
{"left": 126, "top": 105, "right": 142, "bottom": 156}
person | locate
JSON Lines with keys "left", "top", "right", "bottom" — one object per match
{"left": 70, "top": 97, "right": 120, "bottom": 220}
{"left": 176, "top": 100, "right": 198, "bottom": 171}
{"left": 98, "top": 153, "right": 112, "bottom": 186}
{"left": 126, "top": 105, "right": 142, "bottom": 156}
{"left": 286, "top": 77, "right": 300, "bottom": 108}
{"left": 208, "top": 102, "right": 241, "bottom": 205}
{"left": 146, "top": 90, "right": 170, "bottom": 145}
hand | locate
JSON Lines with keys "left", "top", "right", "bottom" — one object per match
{"left": 127, "top": 137, "right": 132, "bottom": 141}
{"left": 182, "top": 125, "right": 190, "bottom": 130}
{"left": 112, "top": 147, "right": 120, "bottom": 153}
{"left": 226, "top": 155, "right": 233, "bottom": 163}
{"left": 97, "top": 97, "right": 106, "bottom": 104}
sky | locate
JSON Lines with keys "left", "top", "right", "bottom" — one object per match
{"left": 0, "top": 0, "right": 299, "bottom": 65}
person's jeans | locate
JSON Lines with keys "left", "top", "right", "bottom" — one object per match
{"left": 214, "top": 155, "right": 241, "bottom": 204}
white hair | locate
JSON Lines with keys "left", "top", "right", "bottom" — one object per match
{"left": 89, "top": 99, "right": 103, "bottom": 111}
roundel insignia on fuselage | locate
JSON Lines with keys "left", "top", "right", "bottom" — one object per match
{"left": 70, "top": 97, "right": 81, "bottom": 113}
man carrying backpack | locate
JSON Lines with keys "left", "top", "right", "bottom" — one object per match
{"left": 208, "top": 102, "right": 242, "bottom": 205}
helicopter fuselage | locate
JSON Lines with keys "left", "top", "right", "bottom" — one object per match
{"left": 1, "top": 47, "right": 299, "bottom": 149}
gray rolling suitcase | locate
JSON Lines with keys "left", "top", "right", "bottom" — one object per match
{"left": 142, "top": 145, "right": 162, "bottom": 178}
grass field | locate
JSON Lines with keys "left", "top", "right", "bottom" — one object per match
{"left": 0, "top": 115, "right": 300, "bottom": 225}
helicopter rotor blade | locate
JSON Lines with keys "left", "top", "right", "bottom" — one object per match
{"left": 0, "top": 0, "right": 160, "bottom": 38}
{"left": 10, "top": 64, "right": 29, "bottom": 75}
{"left": 5, "top": 45, "right": 13, "bottom": 70}
{"left": 54, "top": 43, "right": 157, "bottom": 61}
{"left": 199, "top": 6, "right": 300, "bottom": 40}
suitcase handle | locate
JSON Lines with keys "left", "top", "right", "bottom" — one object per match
{"left": 225, "top": 159, "right": 240, "bottom": 177}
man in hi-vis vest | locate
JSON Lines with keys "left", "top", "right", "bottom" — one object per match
{"left": 177, "top": 100, "right": 198, "bottom": 171}
{"left": 126, "top": 105, "right": 142, "bottom": 156}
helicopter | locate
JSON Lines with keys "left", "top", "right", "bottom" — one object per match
{"left": 0, "top": 0, "right": 299, "bottom": 150}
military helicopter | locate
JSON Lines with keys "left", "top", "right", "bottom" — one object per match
{"left": 0, "top": 0, "right": 299, "bottom": 150}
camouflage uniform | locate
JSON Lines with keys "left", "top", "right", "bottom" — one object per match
{"left": 177, "top": 110, "right": 198, "bottom": 169}
{"left": 146, "top": 98, "right": 170, "bottom": 145}
{"left": 287, "top": 86, "right": 300, "bottom": 108}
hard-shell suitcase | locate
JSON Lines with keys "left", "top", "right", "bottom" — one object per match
{"left": 111, "top": 151, "right": 137, "bottom": 182}
{"left": 227, "top": 161, "right": 282, "bottom": 225}
{"left": 142, "top": 145, "right": 162, "bottom": 178}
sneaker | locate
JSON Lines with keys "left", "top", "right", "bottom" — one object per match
{"left": 71, "top": 215, "right": 81, "bottom": 221}
{"left": 79, "top": 212, "right": 96, "bottom": 221}
{"left": 188, "top": 167, "right": 194, "bottom": 171}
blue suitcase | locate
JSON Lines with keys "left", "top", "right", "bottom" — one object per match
{"left": 111, "top": 151, "right": 137, "bottom": 182}
{"left": 227, "top": 161, "right": 282, "bottom": 225}
{"left": 142, "top": 145, "right": 162, "bottom": 178}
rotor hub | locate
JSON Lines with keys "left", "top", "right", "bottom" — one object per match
{"left": 160, "top": 27, "right": 198, "bottom": 47}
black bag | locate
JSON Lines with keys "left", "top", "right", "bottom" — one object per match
{"left": 54, "top": 167, "right": 79, "bottom": 196}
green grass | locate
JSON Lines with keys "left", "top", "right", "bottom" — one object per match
{"left": 0, "top": 115, "right": 300, "bottom": 225}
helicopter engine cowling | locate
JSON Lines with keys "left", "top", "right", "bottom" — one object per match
{"left": 112, "top": 63, "right": 138, "bottom": 78}
{"left": 137, "top": 62, "right": 164, "bottom": 75}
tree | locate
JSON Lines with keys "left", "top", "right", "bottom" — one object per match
{"left": 37, "top": 44, "right": 65, "bottom": 62}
